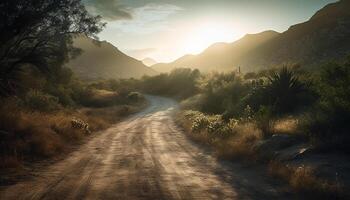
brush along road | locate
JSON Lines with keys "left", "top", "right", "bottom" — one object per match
{"left": 0, "top": 96, "right": 293, "bottom": 200}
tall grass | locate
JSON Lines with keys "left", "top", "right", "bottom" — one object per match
{"left": 268, "top": 161, "right": 345, "bottom": 199}
{"left": 176, "top": 110, "right": 262, "bottom": 161}
{"left": 0, "top": 91, "right": 147, "bottom": 169}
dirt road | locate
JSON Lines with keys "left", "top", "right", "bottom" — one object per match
{"left": 0, "top": 96, "right": 294, "bottom": 200}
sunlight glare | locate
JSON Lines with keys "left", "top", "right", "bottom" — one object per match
{"left": 184, "top": 22, "right": 239, "bottom": 54}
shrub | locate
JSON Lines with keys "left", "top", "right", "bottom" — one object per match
{"left": 127, "top": 92, "right": 144, "bottom": 102}
{"left": 48, "top": 85, "right": 75, "bottom": 107}
{"left": 268, "top": 161, "right": 344, "bottom": 199}
{"left": 180, "top": 110, "right": 262, "bottom": 160}
{"left": 217, "top": 123, "right": 262, "bottom": 160}
{"left": 302, "top": 60, "right": 350, "bottom": 150}
{"left": 243, "top": 67, "right": 314, "bottom": 117}
{"left": 78, "top": 89, "right": 121, "bottom": 107}
{"left": 268, "top": 66, "right": 316, "bottom": 114}
{"left": 198, "top": 72, "right": 250, "bottom": 115}
{"left": 255, "top": 106, "right": 275, "bottom": 138}
{"left": 24, "top": 90, "right": 61, "bottom": 112}
{"left": 141, "top": 68, "right": 200, "bottom": 99}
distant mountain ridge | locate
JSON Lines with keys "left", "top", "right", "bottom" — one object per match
{"left": 142, "top": 57, "right": 157, "bottom": 66}
{"left": 65, "top": 36, "right": 157, "bottom": 80}
{"left": 153, "top": 0, "right": 350, "bottom": 73}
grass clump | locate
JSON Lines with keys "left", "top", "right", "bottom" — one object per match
{"left": 268, "top": 161, "right": 345, "bottom": 199}
{"left": 0, "top": 87, "right": 147, "bottom": 169}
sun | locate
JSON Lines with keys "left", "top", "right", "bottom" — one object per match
{"left": 184, "top": 22, "right": 238, "bottom": 54}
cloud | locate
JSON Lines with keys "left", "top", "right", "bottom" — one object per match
{"left": 111, "top": 3, "right": 183, "bottom": 34}
{"left": 84, "top": 0, "right": 132, "bottom": 21}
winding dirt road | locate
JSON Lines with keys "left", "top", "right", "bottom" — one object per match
{"left": 0, "top": 96, "right": 294, "bottom": 200}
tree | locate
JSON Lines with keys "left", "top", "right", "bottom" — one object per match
{"left": 0, "top": 0, "right": 105, "bottom": 95}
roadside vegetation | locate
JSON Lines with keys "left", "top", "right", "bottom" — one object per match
{"left": 1, "top": 0, "right": 349, "bottom": 198}
{"left": 0, "top": 68, "right": 147, "bottom": 170}
{"left": 129, "top": 59, "right": 350, "bottom": 199}
{"left": 0, "top": 0, "right": 146, "bottom": 173}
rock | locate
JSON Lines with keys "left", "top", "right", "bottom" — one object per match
{"left": 275, "top": 143, "right": 312, "bottom": 161}
{"left": 254, "top": 134, "right": 298, "bottom": 159}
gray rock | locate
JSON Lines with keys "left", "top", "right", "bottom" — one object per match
{"left": 254, "top": 134, "right": 298, "bottom": 159}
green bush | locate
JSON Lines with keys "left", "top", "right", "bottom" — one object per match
{"left": 266, "top": 67, "right": 311, "bottom": 113}
{"left": 141, "top": 68, "right": 200, "bottom": 99}
{"left": 243, "top": 67, "right": 315, "bottom": 116}
{"left": 304, "top": 60, "right": 350, "bottom": 148}
{"left": 198, "top": 72, "right": 250, "bottom": 115}
{"left": 24, "top": 90, "right": 61, "bottom": 112}
{"left": 184, "top": 110, "right": 237, "bottom": 139}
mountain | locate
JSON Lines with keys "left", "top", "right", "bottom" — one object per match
{"left": 152, "top": 30, "right": 279, "bottom": 73}
{"left": 153, "top": 0, "right": 350, "bottom": 73}
{"left": 65, "top": 36, "right": 157, "bottom": 80}
{"left": 142, "top": 57, "right": 157, "bottom": 66}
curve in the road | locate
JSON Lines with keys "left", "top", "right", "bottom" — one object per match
{"left": 0, "top": 95, "right": 294, "bottom": 200}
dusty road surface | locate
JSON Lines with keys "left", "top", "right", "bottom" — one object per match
{"left": 0, "top": 96, "right": 294, "bottom": 200}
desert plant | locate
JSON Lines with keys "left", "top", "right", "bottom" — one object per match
{"left": 266, "top": 66, "right": 309, "bottom": 113}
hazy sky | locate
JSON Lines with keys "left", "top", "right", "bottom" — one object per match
{"left": 85, "top": 0, "right": 337, "bottom": 63}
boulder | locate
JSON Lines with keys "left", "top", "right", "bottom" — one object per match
{"left": 254, "top": 134, "right": 298, "bottom": 159}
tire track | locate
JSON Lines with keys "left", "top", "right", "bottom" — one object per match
{"left": 0, "top": 95, "right": 294, "bottom": 200}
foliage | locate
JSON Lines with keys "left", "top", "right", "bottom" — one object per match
{"left": 184, "top": 110, "right": 238, "bottom": 139}
{"left": 0, "top": 0, "right": 104, "bottom": 95}
{"left": 268, "top": 161, "right": 344, "bottom": 199}
{"left": 24, "top": 89, "right": 61, "bottom": 112}
{"left": 127, "top": 92, "right": 144, "bottom": 103}
{"left": 304, "top": 60, "right": 350, "bottom": 147}
{"left": 266, "top": 67, "right": 311, "bottom": 113}
{"left": 198, "top": 72, "right": 250, "bottom": 115}
{"left": 140, "top": 68, "right": 200, "bottom": 99}
{"left": 179, "top": 110, "right": 262, "bottom": 160}
{"left": 243, "top": 67, "right": 314, "bottom": 116}
{"left": 0, "top": 96, "right": 146, "bottom": 168}
{"left": 254, "top": 106, "right": 275, "bottom": 137}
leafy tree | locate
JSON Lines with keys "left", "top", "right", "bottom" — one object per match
{"left": 0, "top": 0, "right": 104, "bottom": 95}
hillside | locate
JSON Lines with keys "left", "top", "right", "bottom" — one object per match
{"left": 153, "top": 31, "right": 279, "bottom": 73}
{"left": 153, "top": 0, "right": 350, "bottom": 73}
{"left": 241, "top": 0, "right": 350, "bottom": 71}
{"left": 142, "top": 57, "right": 157, "bottom": 66}
{"left": 66, "top": 36, "right": 157, "bottom": 80}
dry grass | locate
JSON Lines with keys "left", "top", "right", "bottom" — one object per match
{"left": 0, "top": 105, "right": 85, "bottom": 169}
{"left": 175, "top": 111, "right": 263, "bottom": 160}
{"left": 0, "top": 156, "right": 21, "bottom": 169}
{"left": 268, "top": 161, "right": 345, "bottom": 199}
{"left": 0, "top": 97, "right": 147, "bottom": 169}
{"left": 273, "top": 117, "right": 299, "bottom": 135}
{"left": 216, "top": 123, "right": 262, "bottom": 160}
{"left": 176, "top": 110, "right": 347, "bottom": 198}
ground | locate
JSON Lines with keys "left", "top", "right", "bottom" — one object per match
{"left": 0, "top": 96, "right": 297, "bottom": 200}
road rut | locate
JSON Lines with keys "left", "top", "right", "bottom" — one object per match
{"left": 0, "top": 96, "right": 293, "bottom": 200}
